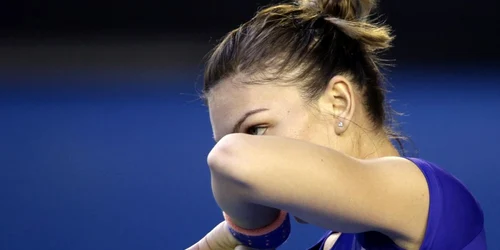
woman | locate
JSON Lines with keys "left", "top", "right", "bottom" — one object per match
{"left": 188, "top": 0, "right": 486, "bottom": 249}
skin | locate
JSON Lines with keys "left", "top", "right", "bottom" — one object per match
{"left": 188, "top": 75, "right": 430, "bottom": 250}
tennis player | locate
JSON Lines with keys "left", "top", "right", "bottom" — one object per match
{"left": 188, "top": 0, "right": 486, "bottom": 249}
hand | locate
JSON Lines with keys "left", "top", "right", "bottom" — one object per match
{"left": 187, "top": 221, "right": 265, "bottom": 250}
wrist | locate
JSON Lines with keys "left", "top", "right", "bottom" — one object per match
{"left": 225, "top": 205, "right": 281, "bottom": 230}
{"left": 223, "top": 210, "right": 291, "bottom": 249}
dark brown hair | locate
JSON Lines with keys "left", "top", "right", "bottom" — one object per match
{"left": 203, "top": 0, "right": 404, "bottom": 146}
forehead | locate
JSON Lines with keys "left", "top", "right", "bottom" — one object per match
{"left": 206, "top": 79, "right": 302, "bottom": 139}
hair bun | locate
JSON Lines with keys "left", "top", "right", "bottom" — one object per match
{"left": 297, "top": 0, "right": 375, "bottom": 20}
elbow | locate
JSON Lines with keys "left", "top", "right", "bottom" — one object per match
{"left": 207, "top": 134, "right": 251, "bottom": 183}
{"left": 207, "top": 134, "right": 237, "bottom": 172}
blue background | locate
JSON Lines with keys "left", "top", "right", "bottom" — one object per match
{"left": 1, "top": 67, "right": 499, "bottom": 250}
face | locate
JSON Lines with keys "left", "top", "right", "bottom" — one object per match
{"left": 207, "top": 77, "right": 351, "bottom": 152}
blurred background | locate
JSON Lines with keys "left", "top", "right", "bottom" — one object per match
{"left": 0, "top": 0, "right": 499, "bottom": 249}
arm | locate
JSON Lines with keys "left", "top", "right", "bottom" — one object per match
{"left": 208, "top": 134, "right": 429, "bottom": 249}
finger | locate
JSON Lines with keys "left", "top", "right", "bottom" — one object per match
{"left": 185, "top": 239, "right": 202, "bottom": 250}
{"left": 235, "top": 246, "right": 276, "bottom": 250}
{"left": 234, "top": 246, "right": 259, "bottom": 250}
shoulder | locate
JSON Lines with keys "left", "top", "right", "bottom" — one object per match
{"left": 360, "top": 157, "right": 485, "bottom": 249}
{"left": 311, "top": 157, "right": 486, "bottom": 250}
{"left": 403, "top": 158, "right": 486, "bottom": 250}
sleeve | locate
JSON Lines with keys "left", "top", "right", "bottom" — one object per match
{"left": 406, "top": 158, "right": 486, "bottom": 250}
{"left": 307, "top": 231, "right": 332, "bottom": 250}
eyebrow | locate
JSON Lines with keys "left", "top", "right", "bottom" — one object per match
{"left": 231, "top": 108, "right": 269, "bottom": 134}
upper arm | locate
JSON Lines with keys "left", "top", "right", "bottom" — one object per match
{"left": 209, "top": 134, "right": 429, "bottom": 248}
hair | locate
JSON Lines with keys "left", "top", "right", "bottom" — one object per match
{"left": 202, "top": 0, "right": 405, "bottom": 149}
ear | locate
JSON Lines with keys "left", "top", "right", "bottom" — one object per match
{"left": 318, "top": 75, "right": 356, "bottom": 135}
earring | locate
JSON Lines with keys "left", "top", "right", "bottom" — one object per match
{"left": 338, "top": 121, "right": 344, "bottom": 128}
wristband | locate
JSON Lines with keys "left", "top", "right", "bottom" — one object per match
{"left": 223, "top": 210, "right": 291, "bottom": 249}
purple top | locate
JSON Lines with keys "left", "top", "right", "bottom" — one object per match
{"left": 308, "top": 158, "right": 486, "bottom": 250}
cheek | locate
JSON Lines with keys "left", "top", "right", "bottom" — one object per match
{"left": 276, "top": 110, "right": 336, "bottom": 148}
{"left": 300, "top": 122, "right": 337, "bottom": 149}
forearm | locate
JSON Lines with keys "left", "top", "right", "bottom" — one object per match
{"left": 207, "top": 133, "right": 360, "bottom": 231}
{"left": 210, "top": 170, "right": 281, "bottom": 230}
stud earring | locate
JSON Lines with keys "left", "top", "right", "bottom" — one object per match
{"left": 338, "top": 121, "right": 344, "bottom": 128}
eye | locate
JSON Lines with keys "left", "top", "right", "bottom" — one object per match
{"left": 246, "top": 126, "right": 268, "bottom": 136}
